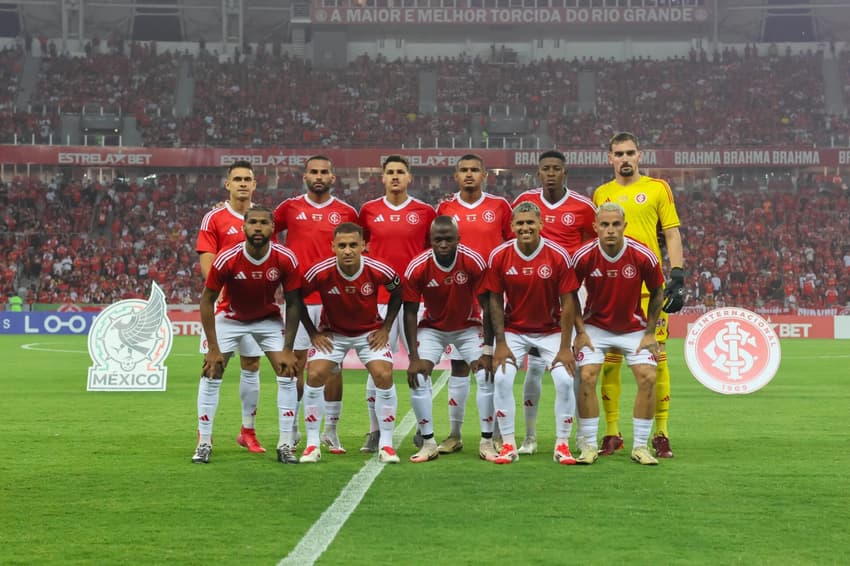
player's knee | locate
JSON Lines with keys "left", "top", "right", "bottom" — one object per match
{"left": 451, "top": 360, "right": 470, "bottom": 375}
{"left": 239, "top": 356, "right": 261, "bottom": 372}
{"left": 632, "top": 366, "right": 657, "bottom": 391}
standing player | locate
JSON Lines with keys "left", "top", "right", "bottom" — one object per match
{"left": 193, "top": 206, "right": 302, "bottom": 465}
{"left": 486, "top": 202, "right": 580, "bottom": 465}
{"left": 274, "top": 155, "right": 358, "bottom": 454}
{"left": 511, "top": 150, "right": 596, "bottom": 455}
{"left": 298, "top": 223, "right": 403, "bottom": 464}
{"left": 571, "top": 202, "right": 665, "bottom": 466}
{"left": 357, "top": 155, "right": 436, "bottom": 453}
{"left": 196, "top": 160, "right": 268, "bottom": 454}
{"left": 434, "top": 154, "right": 512, "bottom": 458}
{"left": 593, "top": 132, "right": 685, "bottom": 458}
{"left": 403, "top": 216, "right": 494, "bottom": 463}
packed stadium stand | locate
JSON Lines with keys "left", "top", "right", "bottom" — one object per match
{"left": 2, "top": 0, "right": 850, "bottom": 313}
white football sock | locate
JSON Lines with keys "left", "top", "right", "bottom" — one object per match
{"left": 578, "top": 417, "right": 599, "bottom": 449}
{"left": 197, "top": 377, "right": 221, "bottom": 445}
{"left": 409, "top": 374, "right": 434, "bottom": 437}
{"left": 493, "top": 363, "right": 518, "bottom": 437}
{"left": 365, "top": 375, "right": 379, "bottom": 433}
{"left": 551, "top": 365, "right": 575, "bottom": 441}
{"left": 523, "top": 356, "right": 545, "bottom": 438}
{"left": 474, "top": 368, "right": 494, "bottom": 435}
{"left": 239, "top": 369, "right": 260, "bottom": 429}
{"left": 375, "top": 384, "right": 398, "bottom": 449}
{"left": 276, "top": 377, "right": 297, "bottom": 447}
{"left": 447, "top": 375, "right": 470, "bottom": 437}
{"left": 633, "top": 417, "right": 654, "bottom": 449}
{"left": 302, "top": 384, "right": 325, "bottom": 447}
{"left": 323, "top": 401, "right": 342, "bottom": 438}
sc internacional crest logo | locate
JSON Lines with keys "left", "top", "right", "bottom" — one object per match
{"left": 684, "top": 307, "right": 781, "bottom": 395}
{"left": 87, "top": 283, "right": 173, "bottom": 391}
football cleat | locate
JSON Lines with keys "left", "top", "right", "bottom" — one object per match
{"left": 299, "top": 445, "right": 322, "bottom": 463}
{"left": 320, "top": 433, "right": 347, "bottom": 455}
{"left": 191, "top": 443, "right": 212, "bottom": 464}
{"left": 576, "top": 444, "right": 599, "bottom": 465}
{"left": 360, "top": 431, "right": 380, "bottom": 454}
{"left": 276, "top": 444, "right": 298, "bottom": 464}
{"left": 553, "top": 443, "right": 577, "bottom": 465}
{"left": 652, "top": 433, "right": 674, "bottom": 458}
{"left": 437, "top": 435, "right": 463, "bottom": 454}
{"left": 631, "top": 446, "right": 659, "bottom": 465}
{"left": 517, "top": 436, "right": 538, "bottom": 455}
{"left": 236, "top": 427, "right": 266, "bottom": 453}
{"left": 599, "top": 434, "right": 625, "bottom": 456}
{"left": 409, "top": 442, "right": 439, "bottom": 463}
{"left": 493, "top": 443, "right": 518, "bottom": 465}
{"left": 478, "top": 439, "right": 499, "bottom": 462}
{"left": 379, "top": 446, "right": 401, "bottom": 464}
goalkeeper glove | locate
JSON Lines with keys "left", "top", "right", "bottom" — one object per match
{"left": 662, "top": 267, "right": 686, "bottom": 313}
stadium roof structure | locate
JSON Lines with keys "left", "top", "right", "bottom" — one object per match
{"left": 3, "top": 0, "right": 850, "bottom": 45}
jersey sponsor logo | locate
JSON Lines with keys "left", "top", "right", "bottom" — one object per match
{"left": 361, "top": 282, "right": 375, "bottom": 296}
{"left": 466, "top": 214, "right": 477, "bottom": 222}
{"left": 482, "top": 210, "right": 496, "bottom": 223}
{"left": 311, "top": 213, "right": 323, "bottom": 221}
{"left": 406, "top": 212, "right": 420, "bottom": 224}
{"left": 251, "top": 271, "right": 263, "bottom": 279}
{"left": 684, "top": 308, "right": 781, "bottom": 395}
{"left": 537, "top": 264, "right": 553, "bottom": 279}
{"left": 296, "top": 212, "right": 307, "bottom": 220}
{"left": 328, "top": 286, "right": 341, "bottom": 295}
{"left": 621, "top": 264, "right": 638, "bottom": 279}
{"left": 87, "top": 283, "right": 173, "bottom": 392}
{"left": 606, "top": 269, "right": 618, "bottom": 278}
{"left": 345, "top": 286, "right": 357, "bottom": 294}
{"left": 374, "top": 214, "right": 385, "bottom": 222}
{"left": 329, "top": 212, "right": 343, "bottom": 225}
{"left": 505, "top": 266, "right": 518, "bottom": 275}
{"left": 234, "top": 271, "right": 247, "bottom": 280}
{"left": 427, "top": 278, "right": 440, "bottom": 287}
{"left": 390, "top": 214, "right": 401, "bottom": 222}
{"left": 266, "top": 267, "right": 281, "bottom": 281}
{"left": 561, "top": 213, "right": 575, "bottom": 226}
{"left": 443, "top": 275, "right": 454, "bottom": 285}
{"left": 635, "top": 193, "right": 648, "bottom": 204}
{"left": 454, "top": 271, "right": 469, "bottom": 285}
{"left": 226, "top": 226, "right": 240, "bottom": 235}
{"left": 590, "top": 268, "right": 603, "bottom": 277}
{"left": 544, "top": 214, "right": 556, "bottom": 224}
{"left": 522, "top": 267, "right": 534, "bottom": 275}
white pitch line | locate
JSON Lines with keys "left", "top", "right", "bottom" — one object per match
{"left": 278, "top": 370, "right": 450, "bottom": 566}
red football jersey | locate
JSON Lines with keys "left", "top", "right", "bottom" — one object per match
{"left": 196, "top": 202, "right": 248, "bottom": 256}
{"left": 302, "top": 256, "right": 400, "bottom": 336}
{"left": 359, "top": 196, "right": 436, "bottom": 302}
{"left": 206, "top": 242, "right": 300, "bottom": 322}
{"left": 511, "top": 188, "right": 596, "bottom": 253}
{"left": 274, "top": 194, "right": 358, "bottom": 304}
{"left": 403, "top": 244, "right": 487, "bottom": 331}
{"left": 571, "top": 237, "right": 664, "bottom": 333}
{"left": 484, "top": 238, "right": 578, "bottom": 334}
{"left": 436, "top": 192, "right": 513, "bottom": 258}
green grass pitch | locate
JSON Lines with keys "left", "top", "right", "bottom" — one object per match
{"left": 2, "top": 336, "right": 849, "bottom": 565}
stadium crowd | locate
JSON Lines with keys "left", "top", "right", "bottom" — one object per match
{"left": 2, "top": 171, "right": 849, "bottom": 314}
{"left": 0, "top": 43, "right": 844, "bottom": 148}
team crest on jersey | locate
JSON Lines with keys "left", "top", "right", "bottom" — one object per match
{"left": 266, "top": 267, "right": 280, "bottom": 281}
{"left": 482, "top": 210, "right": 496, "bottom": 223}
{"left": 561, "top": 213, "right": 575, "bottom": 226}
{"left": 87, "top": 283, "right": 173, "bottom": 392}
{"left": 361, "top": 282, "right": 375, "bottom": 296}
{"left": 635, "top": 193, "right": 648, "bottom": 204}
{"left": 329, "top": 212, "right": 342, "bottom": 225}
{"left": 621, "top": 264, "right": 638, "bottom": 279}
{"left": 455, "top": 271, "right": 469, "bottom": 285}
{"left": 537, "top": 265, "right": 553, "bottom": 279}
{"left": 406, "top": 212, "right": 420, "bottom": 224}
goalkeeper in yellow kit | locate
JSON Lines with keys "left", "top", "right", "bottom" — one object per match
{"left": 592, "top": 132, "right": 686, "bottom": 458}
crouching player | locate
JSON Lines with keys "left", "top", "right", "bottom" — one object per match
{"left": 403, "top": 216, "right": 497, "bottom": 463}
{"left": 298, "top": 223, "right": 403, "bottom": 464}
{"left": 193, "top": 206, "right": 303, "bottom": 465}
{"left": 571, "top": 202, "right": 665, "bottom": 465}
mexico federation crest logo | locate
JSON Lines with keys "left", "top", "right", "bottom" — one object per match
{"left": 684, "top": 307, "right": 781, "bottom": 395}
{"left": 87, "top": 283, "right": 173, "bottom": 391}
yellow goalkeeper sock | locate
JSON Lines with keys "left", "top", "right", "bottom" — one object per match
{"left": 600, "top": 353, "right": 623, "bottom": 437}
{"left": 654, "top": 353, "right": 670, "bottom": 437}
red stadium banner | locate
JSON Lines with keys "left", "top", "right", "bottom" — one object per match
{"left": 669, "top": 314, "right": 836, "bottom": 339}
{"left": 3, "top": 145, "right": 850, "bottom": 169}
{"left": 310, "top": 6, "right": 710, "bottom": 26}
